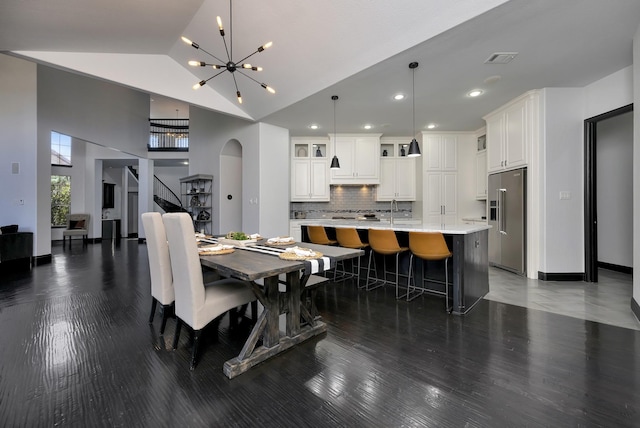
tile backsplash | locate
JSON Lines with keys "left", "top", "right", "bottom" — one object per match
{"left": 290, "top": 185, "right": 413, "bottom": 219}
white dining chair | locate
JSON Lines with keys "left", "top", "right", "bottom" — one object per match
{"left": 162, "top": 212, "right": 256, "bottom": 370}
{"left": 141, "top": 212, "right": 175, "bottom": 335}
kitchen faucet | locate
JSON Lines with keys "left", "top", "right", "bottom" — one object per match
{"left": 390, "top": 199, "right": 398, "bottom": 225}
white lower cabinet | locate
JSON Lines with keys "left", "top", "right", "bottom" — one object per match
{"left": 424, "top": 172, "right": 457, "bottom": 225}
{"left": 289, "top": 221, "right": 303, "bottom": 242}
{"left": 376, "top": 157, "right": 416, "bottom": 201}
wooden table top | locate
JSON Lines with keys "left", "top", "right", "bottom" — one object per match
{"left": 200, "top": 242, "right": 363, "bottom": 282}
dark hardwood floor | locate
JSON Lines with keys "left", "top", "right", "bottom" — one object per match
{"left": 0, "top": 240, "right": 638, "bottom": 427}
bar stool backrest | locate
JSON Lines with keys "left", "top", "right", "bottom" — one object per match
{"left": 308, "top": 225, "right": 335, "bottom": 245}
{"left": 336, "top": 228, "right": 367, "bottom": 249}
{"left": 409, "top": 232, "right": 452, "bottom": 260}
{"left": 368, "top": 229, "right": 403, "bottom": 255}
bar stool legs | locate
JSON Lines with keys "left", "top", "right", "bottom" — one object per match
{"left": 406, "top": 231, "right": 452, "bottom": 311}
{"left": 365, "top": 229, "right": 409, "bottom": 292}
{"left": 335, "top": 228, "right": 369, "bottom": 287}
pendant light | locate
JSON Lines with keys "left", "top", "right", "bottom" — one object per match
{"left": 407, "top": 62, "right": 422, "bottom": 157}
{"left": 330, "top": 95, "right": 341, "bottom": 169}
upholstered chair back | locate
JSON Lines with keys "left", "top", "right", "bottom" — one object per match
{"left": 162, "top": 212, "right": 206, "bottom": 327}
{"left": 141, "top": 212, "right": 174, "bottom": 306}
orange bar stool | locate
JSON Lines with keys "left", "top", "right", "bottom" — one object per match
{"left": 335, "top": 227, "right": 369, "bottom": 287}
{"left": 407, "top": 231, "right": 452, "bottom": 310}
{"left": 306, "top": 225, "right": 341, "bottom": 279}
{"left": 307, "top": 225, "right": 337, "bottom": 245}
{"left": 366, "top": 229, "right": 409, "bottom": 293}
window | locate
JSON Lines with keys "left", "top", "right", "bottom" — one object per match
{"left": 51, "top": 175, "right": 71, "bottom": 227}
{"left": 51, "top": 131, "right": 72, "bottom": 166}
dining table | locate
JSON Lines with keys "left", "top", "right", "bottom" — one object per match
{"left": 199, "top": 240, "right": 364, "bottom": 379}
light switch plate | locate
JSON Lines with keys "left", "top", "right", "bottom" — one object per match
{"left": 559, "top": 191, "right": 571, "bottom": 200}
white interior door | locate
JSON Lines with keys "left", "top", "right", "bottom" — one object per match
{"left": 220, "top": 141, "right": 243, "bottom": 233}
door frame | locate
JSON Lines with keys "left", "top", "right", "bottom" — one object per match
{"left": 584, "top": 103, "right": 633, "bottom": 282}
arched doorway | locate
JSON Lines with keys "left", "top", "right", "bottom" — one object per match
{"left": 219, "top": 139, "right": 243, "bottom": 233}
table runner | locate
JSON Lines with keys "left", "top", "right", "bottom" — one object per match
{"left": 198, "top": 237, "right": 332, "bottom": 275}
{"left": 241, "top": 244, "right": 332, "bottom": 275}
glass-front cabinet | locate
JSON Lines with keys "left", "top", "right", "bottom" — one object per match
{"left": 293, "top": 141, "right": 327, "bottom": 159}
{"left": 291, "top": 138, "right": 330, "bottom": 201}
{"left": 376, "top": 139, "right": 416, "bottom": 201}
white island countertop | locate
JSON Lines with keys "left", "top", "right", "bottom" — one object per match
{"left": 295, "top": 219, "right": 491, "bottom": 235}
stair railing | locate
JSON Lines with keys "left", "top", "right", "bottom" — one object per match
{"left": 153, "top": 175, "right": 184, "bottom": 211}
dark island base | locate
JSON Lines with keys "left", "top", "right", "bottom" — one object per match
{"left": 302, "top": 226, "right": 489, "bottom": 315}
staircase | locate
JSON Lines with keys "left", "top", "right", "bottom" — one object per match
{"left": 128, "top": 166, "right": 187, "bottom": 213}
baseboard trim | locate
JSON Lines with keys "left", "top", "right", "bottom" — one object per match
{"left": 34, "top": 254, "right": 52, "bottom": 266}
{"left": 632, "top": 297, "right": 640, "bottom": 323}
{"left": 538, "top": 272, "right": 585, "bottom": 281}
{"left": 597, "top": 261, "right": 633, "bottom": 275}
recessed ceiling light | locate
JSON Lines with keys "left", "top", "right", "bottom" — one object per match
{"left": 308, "top": 124, "right": 319, "bottom": 130}
{"left": 467, "top": 89, "right": 484, "bottom": 97}
{"left": 427, "top": 123, "right": 437, "bottom": 129}
{"left": 363, "top": 124, "right": 373, "bottom": 130}
{"left": 182, "top": 161, "right": 189, "bottom": 165}
{"left": 393, "top": 94, "right": 405, "bottom": 101}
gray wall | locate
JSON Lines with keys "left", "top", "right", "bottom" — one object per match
{"left": 185, "top": 108, "right": 290, "bottom": 238}
{"left": 37, "top": 64, "right": 149, "bottom": 255}
{"left": 0, "top": 55, "right": 37, "bottom": 240}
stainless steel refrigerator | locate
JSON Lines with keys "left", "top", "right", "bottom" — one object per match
{"left": 488, "top": 168, "right": 526, "bottom": 275}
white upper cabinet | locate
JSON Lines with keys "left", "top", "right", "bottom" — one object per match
{"left": 484, "top": 90, "right": 538, "bottom": 173}
{"left": 475, "top": 150, "right": 487, "bottom": 200}
{"left": 290, "top": 138, "right": 330, "bottom": 201}
{"left": 329, "top": 134, "right": 381, "bottom": 184}
{"left": 376, "top": 140, "right": 416, "bottom": 201}
{"left": 424, "top": 134, "right": 458, "bottom": 171}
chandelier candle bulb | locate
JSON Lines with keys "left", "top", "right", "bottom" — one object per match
{"left": 181, "top": 36, "right": 199, "bottom": 49}
{"left": 216, "top": 16, "right": 224, "bottom": 35}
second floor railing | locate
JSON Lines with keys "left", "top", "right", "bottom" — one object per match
{"left": 148, "top": 118, "right": 189, "bottom": 151}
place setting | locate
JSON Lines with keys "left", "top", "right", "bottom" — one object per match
{"left": 197, "top": 244, "right": 235, "bottom": 256}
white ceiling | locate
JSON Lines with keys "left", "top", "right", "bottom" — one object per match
{"left": 2, "top": 0, "right": 640, "bottom": 137}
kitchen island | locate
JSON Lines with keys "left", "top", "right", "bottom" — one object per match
{"left": 298, "top": 220, "right": 490, "bottom": 315}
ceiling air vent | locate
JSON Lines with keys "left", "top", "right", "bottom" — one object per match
{"left": 484, "top": 52, "right": 518, "bottom": 64}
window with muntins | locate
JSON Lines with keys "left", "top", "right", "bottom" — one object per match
{"left": 51, "top": 131, "right": 72, "bottom": 166}
{"left": 51, "top": 175, "right": 71, "bottom": 227}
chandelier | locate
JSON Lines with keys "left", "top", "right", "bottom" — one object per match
{"left": 181, "top": 0, "right": 275, "bottom": 104}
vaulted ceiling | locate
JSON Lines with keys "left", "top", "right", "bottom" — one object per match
{"left": 2, "top": 0, "right": 640, "bottom": 137}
